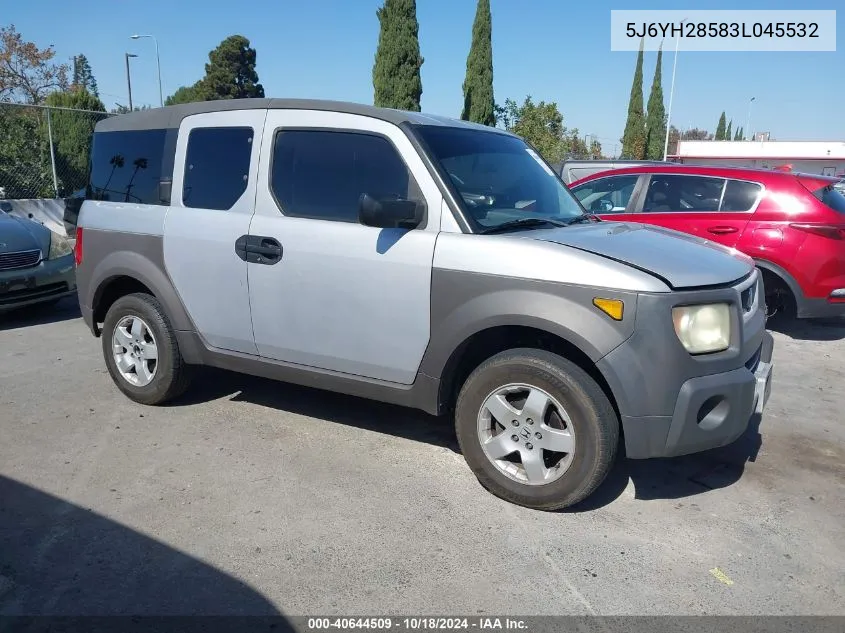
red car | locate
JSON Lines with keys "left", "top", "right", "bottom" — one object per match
{"left": 568, "top": 164, "right": 845, "bottom": 320}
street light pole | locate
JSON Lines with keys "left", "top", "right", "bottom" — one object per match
{"left": 745, "top": 97, "right": 756, "bottom": 141}
{"left": 131, "top": 34, "right": 163, "bottom": 107}
{"left": 125, "top": 53, "right": 138, "bottom": 111}
{"left": 663, "top": 24, "right": 683, "bottom": 162}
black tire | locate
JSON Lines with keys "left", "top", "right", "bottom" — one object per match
{"left": 101, "top": 292, "right": 192, "bottom": 405}
{"left": 455, "top": 348, "right": 619, "bottom": 511}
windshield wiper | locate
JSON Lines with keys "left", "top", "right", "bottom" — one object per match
{"left": 480, "top": 217, "right": 569, "bottom": 234}
{"left": 565, "top": 213, "right": 602, "bottom": 225}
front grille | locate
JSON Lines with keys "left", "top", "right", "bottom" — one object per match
{"left": 0, "top": 282, "right": 68, "bottom": 306}
{"left": 0, "top": 249, "right": 41, "bottom": 271}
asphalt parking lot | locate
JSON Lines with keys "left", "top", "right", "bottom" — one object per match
{"left": 1, "top": 297, "right": 843, "bottom": 617}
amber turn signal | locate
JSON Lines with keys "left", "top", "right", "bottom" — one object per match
{"left": 592, "top": 298, "right": 624, "bottom": 321}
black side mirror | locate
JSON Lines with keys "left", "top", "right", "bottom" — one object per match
{"left": 358, "top": 193, "right": 425, "bottom": 229}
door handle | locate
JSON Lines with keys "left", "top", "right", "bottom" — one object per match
{"left": 707, "top": 226, "right": 738, "bottom": 235}
{"left": 235, "top": 235, "right": 283, "bottom": 264}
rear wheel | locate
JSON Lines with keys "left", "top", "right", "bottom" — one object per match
{"left": 454, "top": 348, "right": 619, "bottom": 510}
{"left": 101, "top": 292, "right": 192, "bottom": 405}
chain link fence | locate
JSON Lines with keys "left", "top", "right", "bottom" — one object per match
{"left": 0, "top": 102, "right": 114, "bottom": 200}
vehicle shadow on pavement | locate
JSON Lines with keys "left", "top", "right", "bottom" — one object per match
{"left": 0, "top": 474, "right": 293, "bottom": 624}
{"left": 180, "top": 369, "right": 766, "bottom": 512}
{"left": 570, "top": 413, "right": 764, "bottom": 512}
{"left": 175, "top": 368, "right": 460, "bottom": 451}
{"left": 766, "top": 316, "right": 845, "bottom": 341}
{"left": 0, "top": 297, "right": 81, "bottom": 332}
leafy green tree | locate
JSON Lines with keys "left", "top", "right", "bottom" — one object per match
{"left": 372, "top": 0, "right": 424, "bottom": 111}
{"left": 196, "top": 35, "right": 264, "bottom": 100}
{"left": 71, "top": 54, "right": 98, "bottom": 96}
{"left": 44, "top": 88, "right": 107, "bottom": 195}
{"left": 461, "top": 0, "right": 494, "bottom": 126}
{"left": 715, "top": 112, "right": 727, "bottom": 140}
{"left": 644, "top": 45, "right": 666, "bottom": 160}
{"left": 165, "top": 84, "right": 203, "bottom": 106}
{"left": 621, "top": 38, "right": 646, "bottom": 159}
{"left": 726, "top": 120, "right": 732, "bottom": 142}
{"left": 497, "top": 96, "right": 570, "bottom": 164}
{"left": 0, "top": 105, "right": 51, "bottom": 197}
{"left": 735, "top": 126, "right": 743, "bottom": 141}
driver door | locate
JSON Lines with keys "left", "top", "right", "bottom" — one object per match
{"left": 246, "top": 110, "right": 443, "bottom": 385}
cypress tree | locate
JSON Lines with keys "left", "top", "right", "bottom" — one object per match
{"left": 644, "top": 45, "right": 666, "bottom": 160}
{"left": 735, "top": 127, "right": 743, "bottom": 141}
{"left": 621, "top": 38, "right": 646, "bottom": 159}
{"left": 372, "top": 0, "right": 424, "bottom": 111}
{"left": 715, "top": 112, "right": 727, "bottom": 140}
{"left": 461, "top": 0, "right": 495, "bottom": 126}
{"left": 726, "top": 120, "right": 732, "bottom": 142}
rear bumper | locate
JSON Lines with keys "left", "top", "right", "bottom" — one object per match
{"left": 796, "top": 296, "right": 845, "bottom": 319}
{"left": 0, "top": 254, "right": 77, "bottom": 312}
{"left": 622, "top": 330, "right": 774, "bottom": 459}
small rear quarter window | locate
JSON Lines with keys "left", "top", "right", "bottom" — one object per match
{"left": 814, "top": 185, "right": 845, "bottom": 214}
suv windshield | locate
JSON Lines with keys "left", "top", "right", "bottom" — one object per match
{"left": 414, "top": 125, "right": 586, "bottom": 231}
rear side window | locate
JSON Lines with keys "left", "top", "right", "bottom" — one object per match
{"left": 182, "top": 127, "right": 253, "bottom": 210}
{"left": 814, "top": 185, "right": 845, "bottom": 214}
{"left": 270, "top": 129, "right": 412, "bottom": 222}
{"left": 88, "top": 129, "right": 167, "bottom": 205}
{"left": 720, "top": 179, "right": 762, "bottom": 212}
{"left": 642, "top": 174, "right": 725, "bottom": 212}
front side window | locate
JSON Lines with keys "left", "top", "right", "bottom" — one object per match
{"left": 88, "top": 129, "right": 167, "bottom": 205}
{"left": 183, "top": 126, "right": 253, "bottom": 210}
{"left": 571, "top": 175, "right": 638, "bottom": 213}
{"left": 413, "top": 125, "right": 585, "bottom": 231}
{"left": 271, "top": 130, "right": 413, "bottom": 222}
{"left": 641, "top": 174, "right": 726, "bottom": 213}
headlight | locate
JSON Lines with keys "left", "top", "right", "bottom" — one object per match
{"left": 672, "top": 303, "right": 731, "bottom": 354}
{"left": 48, "top": 231, "right": 73, "bottom": 259}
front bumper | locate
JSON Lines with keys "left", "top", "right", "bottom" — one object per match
{"left": 620, "top": 330, "right": 774, "bottom": 459}
{"left": 0, "top": 253, "right": 77, "bottom": 312}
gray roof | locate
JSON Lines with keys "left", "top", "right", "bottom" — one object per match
{"left": 95, "top": 97, "right": 512, "bottom": 135}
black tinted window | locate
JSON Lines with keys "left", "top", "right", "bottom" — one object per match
{"left": 642, "top": 174, "right": 725, "bottom": 212}
{"left": 815, "top": 185, "right": 845, "bottom": 214}
{"left": 571, "top": 175, "right": 638, "bottom": 213}
{"left": 271, "top": 130, "right": 411, "bottom": 222}
{"left": 88, "top": 129, "right": 167, "bottom": 205}
{"left": 183, "top": 127, "right": 253, "bottom": 210}
{"left": 721, "top": 179, "right": 762, "bottom": 211}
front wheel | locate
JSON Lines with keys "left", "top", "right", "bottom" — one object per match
{"left": 455, "top": 349, "right": 619, "bottom": 510}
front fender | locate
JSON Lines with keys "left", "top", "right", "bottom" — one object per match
{"left": 419, "top": 268, "right": 638, "bottom": 380}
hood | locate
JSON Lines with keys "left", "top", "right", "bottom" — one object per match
{"left": 516, "top": 221, "right": 754, "bottom": 290}
{"left": 0, "top": 212, "right": 48, "bottom": 254}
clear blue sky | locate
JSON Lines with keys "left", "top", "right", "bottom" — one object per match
{"left": 7, "top": 0, "right": 843, "bottom": 152}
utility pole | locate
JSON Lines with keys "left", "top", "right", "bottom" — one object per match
{"left": 125, "top": 53, "right": 138, "bottom": 111}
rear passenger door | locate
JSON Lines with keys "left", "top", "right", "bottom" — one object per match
{"left": 246, "top": 110, "right": 441, "bottom": 385}
{"left": 569, "top": 174, "right": 642, "bottom": 220}
{"left": 633, "top": 173, "right": 757, "bottom": 248}
{"left": 162, "top": 110, "right": 266, "bottom": 354}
